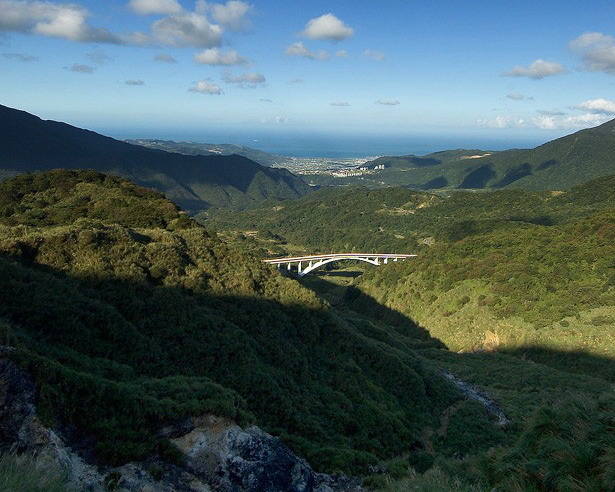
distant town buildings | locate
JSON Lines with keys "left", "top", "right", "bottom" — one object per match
{"left": 272, "top": 156, "right": 384, "bottom": 178}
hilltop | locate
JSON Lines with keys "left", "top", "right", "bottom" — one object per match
{"left": 0, "top": 105, "right": 311, "bottom": 212}
{"left": 307, "top": 120, "right": 615, "bottom": 191}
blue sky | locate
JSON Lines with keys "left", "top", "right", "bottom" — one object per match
{"left": 2, "top": 0, "right": 615, "bottom": 147}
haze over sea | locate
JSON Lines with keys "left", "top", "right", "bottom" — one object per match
{"left": 111, "top": 126, "right": 550, "bottom": 159}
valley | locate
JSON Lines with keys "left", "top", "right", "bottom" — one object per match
{"left": 0, "top": 108, "right": 614, "bottom": 492}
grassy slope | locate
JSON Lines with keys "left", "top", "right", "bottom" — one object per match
{"left": 301, "top": 269, "right": 615, "bottom": 491}
{"left": 3, "top": 170, "right": 615, "bottom": 489}
{"left": 205, "top": 174, "right": 615, "bottom": 253}
{"left": 0, "top": 170, "right": 470, "bottom": 475}
{"left": 206, "top": 174, "right": 615, "bottom": 488}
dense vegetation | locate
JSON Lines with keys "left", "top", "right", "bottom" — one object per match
{"left": 2, "top": 169, "right": 614, "bottom": 489}
{"left": 0, "top": 104, "right": 311, "bottom": 212}
{"left": 352, "top": 206, "right": 615, "bottom": 380}
{"left": 304, "top": 119, "right": 615, "bottom": 191}
{"left": 208, "top": 172, "right": 615, "bottom": 488}
{"left": 205, "top": 174, "right": 615, "bottom": 253}
{"left": 0, "top": 170, "right": 471, "bottom": 475}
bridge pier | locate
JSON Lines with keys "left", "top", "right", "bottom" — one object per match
{"left": 263, "top": 253, "right": 417, "bottom": 277}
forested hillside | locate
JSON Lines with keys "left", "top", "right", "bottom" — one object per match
{"left": 2, "top": 170, "right": 615, "bottom": 490}
{"left": 0, "top": 105, "right": 311, "bottom": 212}
{"left": 205, "top": 174, "right": 615, "bottom": 253}
{"left": 306, "top": 119, "right": 615, "bottom": 191}
{"left": 0, "top": 170, "right": 464, "bottom": 475}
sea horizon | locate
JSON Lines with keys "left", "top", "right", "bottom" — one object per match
{"left": 115, "top": 128, "right": 552, "bottom": 159}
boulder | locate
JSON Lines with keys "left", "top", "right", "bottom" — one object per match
{"left": 170, "top": 415, "right": 360, "bottom": 492}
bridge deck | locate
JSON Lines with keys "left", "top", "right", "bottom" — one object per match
{"left": 263, "top": 253, "right": 417, "bottom": 264}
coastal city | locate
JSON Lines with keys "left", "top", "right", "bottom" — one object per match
{"left": 271, "top": 156, "right": 384, "bottom": 176}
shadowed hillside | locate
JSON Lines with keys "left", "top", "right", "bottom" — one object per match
{"left": 0, "top": 105, "right": 311, "bottom": 212}
{"left": 0, "top": 170, "right": 461, "bottom": 475}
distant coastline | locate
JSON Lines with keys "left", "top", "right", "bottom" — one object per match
{"left": 109, "top": 124, "right": 553, "bottom": 160}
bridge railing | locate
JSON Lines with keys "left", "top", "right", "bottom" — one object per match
{"left": 262, "top": 253, "right": 417, "bottom": 276}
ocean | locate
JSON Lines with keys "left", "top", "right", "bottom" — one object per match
{"left": 113, "top": 126, "right": 553, "bottom": 159}
{"left": 243, "top": 133, "right": 547, "bottom": 158}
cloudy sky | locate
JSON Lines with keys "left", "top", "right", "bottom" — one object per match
{"left": 2, "top": 0, "right": 615, "bottom": 144}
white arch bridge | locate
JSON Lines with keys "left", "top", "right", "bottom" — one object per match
{"left": 262, "top": 253, "right": 417, "bottom": 277}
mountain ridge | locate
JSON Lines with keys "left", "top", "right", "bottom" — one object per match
{"left": 312, "top": 120, "right": 615, "bottom": 191}
{"left": 0, "top": 104, "right": 311, "bottom": 211}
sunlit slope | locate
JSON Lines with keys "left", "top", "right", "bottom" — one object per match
{"left": 352, "top": 119, "right": 615, "bottom": 190}
{"left": 0, "top": 170, "right": 461, "bottom": 474}
{"left": 206, "top": 174, "right": 615, "bottom": 251}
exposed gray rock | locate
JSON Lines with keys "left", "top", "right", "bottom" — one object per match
{"left": 442, "top": 371, "right": 509, "bottom": 426}
{"left": 170, "top": 415, "right": 360, "bottom": 492}
{"left": 0, "top": 359, "right": 361, "bottom": 492}
{"left": 0, "top": 357, "right": 37, "bottom": 450}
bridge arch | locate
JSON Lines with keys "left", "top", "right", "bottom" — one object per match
{"left": 263, "top": 253, "right": 416, "bottom": 277}
{"left": 299, "top": 256, "right": 380, "bottom": 276}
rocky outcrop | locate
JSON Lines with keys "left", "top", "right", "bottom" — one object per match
{"left": 167, "top": 415, "right": 359, "bottom": 492}
{"left": 0, "top": 356, "right": 37, "bottom": 450}
{"left": 0, "top": 358, "right": 360, "bottom": 491}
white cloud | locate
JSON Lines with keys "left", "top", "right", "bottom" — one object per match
{"left": 563, "top": 112, "right": 610, "bottom": 127}
{"left": 197, "top": 1, "right": 252, "bottom": 31}
{"left": 153, "top": 52, "right": 176, "bottom": 63}
{"left": 477, "top": 116, "right": 526, "bottom": 128}
{"left": 222, "top": 70, "right": 265, "bottom": 88}
{"left": 194, "top": 47, "right": 247, "bottom": 65}
{"left": 0, "top": 0, "right": 123, "bottom": 44}
{"left": 189, "top": 79, "right": 223, "bottom": 94}
{"left": 330, "top": 101, "right": 349, "bottom": 106}
{"left": 502, "top": 59, "right": 566, "bottom": 79}
{"left": 151, "top": 12, "right": 223, "bottom": 47}
{"left": 300, "top": 13, "right": 353, "bottom": 42}
{"left": 363, "top": 49, "right": 384, "bottom": 61}
{"left": 128, "top": 0, "right": 181, "bottom": 16}
{"left": 2, "top": 52, "right": 38, "bottom": 61}
{"left": 125, "top": 79, "right": 145, "bottom": 85}
{"left": 375, "top": 99, "right": 400, "bottom": 106}
{"left": 531, "top": 115, "right": 557, "bottom": 129}
{"left": 507, "top": 92, "right": 533, "bottom": 101}
{"left": 569, "top": 32, "right": 615, "bottom": 74}
{"left": 478, "top": 102, "right": 613, "bottom": 131}
{"left": 573, "top": 98, "right": 615, "bottom": 114}
{"left": 70, "top": 63, "right": 94, "bottom": 73}
{"left": 335, "top": 49, "right": 347, "bottom": 58}
{"left": 285, "top": 41, "right": 328, "bottom": 60}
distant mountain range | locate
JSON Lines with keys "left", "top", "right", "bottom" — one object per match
{"left": 0, "top": 104, "right": 311, "bottom": 211}
{"left": 313, "top": 121, "right": 615, "bottom": 190}
{"left": 125, "top": 139, "right": 290, "bottom": 168}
